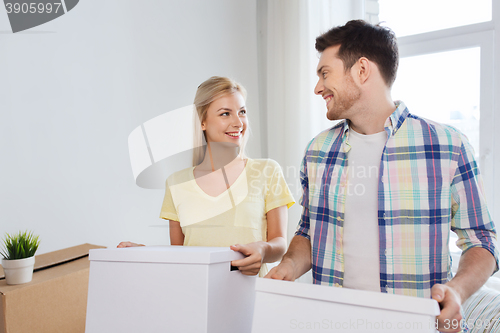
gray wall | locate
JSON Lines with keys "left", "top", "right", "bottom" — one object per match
{"left": 0, "top": 0, "right": 261, "bottom": 253}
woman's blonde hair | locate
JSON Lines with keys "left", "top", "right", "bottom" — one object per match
{"left": 192, "top": 76, "right": 249, "bottom": 166}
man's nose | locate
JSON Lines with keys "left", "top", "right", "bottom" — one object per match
{"left": 314, "top": 79, "right": 323, "bottom": 95}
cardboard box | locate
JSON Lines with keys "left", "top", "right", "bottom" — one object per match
{"left": 251, "top": 278, "right": 440, "bottom": 333}
{"left": 0, "top": 243, "right": 105, "bottom": 333}
{"left": 85, "top": 246, "right": 256, "bottom": 333}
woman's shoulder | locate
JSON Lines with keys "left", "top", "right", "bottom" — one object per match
{"left": 247, "top": 158, "right": 284, "bottom": 173}
{"left": 165, "top": 166, "right": 195, "bottom": 185}
{"left": 248, "top": 158, "right": 280, "bottom": 167}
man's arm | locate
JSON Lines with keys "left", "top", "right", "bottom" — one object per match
{"left": 446, "top": 247, "right": 496, "bottom": 301}
{"left": 264, "top": 235, "right": 312, "bottom": 281}
{"left": 432, "top": 247, "right": 497, "bottom": 333}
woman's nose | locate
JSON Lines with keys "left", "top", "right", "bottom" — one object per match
{"left": 232, "top": 114, "right": 243, "bottom": 127}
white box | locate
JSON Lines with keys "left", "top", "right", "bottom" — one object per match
{"left": 251, "top": 279, "right": 440, "bottom": 333}
{"left": 85, "top": 246, "right": 256, "bottom": 333}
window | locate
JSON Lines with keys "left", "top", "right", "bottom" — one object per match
{"left": 375, "top": 1, "right": 498, "bottom": 219}
{"left": 378, "top": 0, "right": 492, "bottom": 37}
{"left": 392, "top": 48, "right": 481, "bottom": 158}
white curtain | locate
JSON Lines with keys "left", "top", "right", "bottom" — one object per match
{"left": 257, "top": 0, "right": 364, "bottom": 281}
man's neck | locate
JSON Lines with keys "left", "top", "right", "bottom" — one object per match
{"left": 348, "top": 94, "right": 396, "bottom": 135}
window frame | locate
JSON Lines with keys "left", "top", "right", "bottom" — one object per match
{"left": 392, "top": 14, "right": 499, "bottom": 219}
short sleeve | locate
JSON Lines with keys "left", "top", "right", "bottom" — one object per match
{"left": 160, "top": 180, "right": 179, "bottom": 222}
{"left": 264, "top": 160, "right": 295, "bottom": 213}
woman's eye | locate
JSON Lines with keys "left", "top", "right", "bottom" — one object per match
{"left": 221, "top": 112, "right": 230, "bottom": 116}
{"left": 239, "top": 109, "right": 246, "bottom": 115}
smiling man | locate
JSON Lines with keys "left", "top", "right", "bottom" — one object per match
{"left": 266, "top": 20, "right": 499, "bottom": 333}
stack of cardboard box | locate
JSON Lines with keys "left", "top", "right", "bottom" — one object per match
{"left": 0, "top": 244, "right": 104, "bottom": 333}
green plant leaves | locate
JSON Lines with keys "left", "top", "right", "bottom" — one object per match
{"left": 1, "top": 231, "right": 40, "bottom": 260}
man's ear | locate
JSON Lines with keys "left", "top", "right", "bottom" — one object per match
{"left": 355, "top": 57, "right": 371, "bottom": 84}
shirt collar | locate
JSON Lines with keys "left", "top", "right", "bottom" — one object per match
{"left": 385, "top": 100, "right": 408, "bottom": 136}
{"left": 341, "top": 100, "right": 409, "bottom": 139}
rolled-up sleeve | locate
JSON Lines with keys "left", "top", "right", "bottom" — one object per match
{"left": 451, "top": 138, "right": 499, "bottom": 273}
{"left": 296, "top": 151, "right": 311, "bottom": 240}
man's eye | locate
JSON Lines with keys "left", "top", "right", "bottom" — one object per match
{"left": 322, "top": 72, "right": 327, "bottom": 78}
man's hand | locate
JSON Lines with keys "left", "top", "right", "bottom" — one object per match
{"left": 431, "top": 247, "right": 497, "bottom": 332}
{"left": 230, "top": 243, "right": 266, "bottom": 276}
{"left": 265, "top": 258, "right": 297, "bottom": 280}
{"left": 432, "top": 283, "right": 463, "bottom": 333}
{"left": 264, "top": 235, "right": 312, "bottom": 280}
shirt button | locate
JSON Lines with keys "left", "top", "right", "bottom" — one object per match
{"left": 384, "top": 249, "right": 388, "bottom": 255}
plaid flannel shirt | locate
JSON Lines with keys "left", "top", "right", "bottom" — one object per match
{"left": 296, "top": 101, "right": 499, "bottom": 298}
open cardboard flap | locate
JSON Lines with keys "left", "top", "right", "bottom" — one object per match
{"left": 0, "top": 243, "right": 103, "bottom": 280}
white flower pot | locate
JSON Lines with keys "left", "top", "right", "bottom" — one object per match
{"left": 2, "top": 256, "right": 35, "bottom": 285}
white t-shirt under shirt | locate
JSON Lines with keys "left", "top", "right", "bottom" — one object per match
{"left": 343, "top": 128, "right": 387, "bottom": 291}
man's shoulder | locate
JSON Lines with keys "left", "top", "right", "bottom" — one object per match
{"left": 305, "top": 121, "right": 345, "bottom": 153}
{"left": 405, "top": 113, "right": 465, "bottom": 142}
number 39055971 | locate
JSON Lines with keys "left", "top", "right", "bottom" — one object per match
{"left": 5, "top": 2, "right": 62, "bottom": 14}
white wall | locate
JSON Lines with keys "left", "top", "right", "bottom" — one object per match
{"left": 0, "top": 0, "right": 261, "bottom": 254}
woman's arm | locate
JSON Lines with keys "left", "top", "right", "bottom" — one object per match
{"left": 117, "top": 241, "right": 145, "bottom": 248}
{"left": 169, "top": 220, "right": 185, "bottom": 245}
{"left": 230, "top": 205, "right": 287, "bottom": 275}
{"left": 117, "top": 220, "right": 183, "bottom": 248}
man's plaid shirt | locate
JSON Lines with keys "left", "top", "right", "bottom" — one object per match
{"left": 296, "top": 101, "right": 499, "bottom": 298}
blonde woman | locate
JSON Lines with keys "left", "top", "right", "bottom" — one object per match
{"left": 119, "top": 76, "right": 294, "bottom": 276}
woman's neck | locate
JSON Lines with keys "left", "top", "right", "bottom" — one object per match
{"left": 197, "top": 142, "right": 243, "bottom": 172}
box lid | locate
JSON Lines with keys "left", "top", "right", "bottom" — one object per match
{"left": 89, "top": 246, "right": 244, "bottom": 264}
{"left": 256, "top": 278, "right": 440, "bottom": 317}
{"left": 0, "top": 243, "right": 104, "bottom": 280}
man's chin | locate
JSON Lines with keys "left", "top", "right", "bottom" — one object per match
{"left": 326, "top": 111, "right": 341, "bottom": 121}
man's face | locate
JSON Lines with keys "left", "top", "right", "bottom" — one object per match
{"left": 314, "top": 45, "right": 361, "bottom": 121}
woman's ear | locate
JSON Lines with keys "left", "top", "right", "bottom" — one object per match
{"left": 201, "top": 122, "right": 206, "bottom": 131}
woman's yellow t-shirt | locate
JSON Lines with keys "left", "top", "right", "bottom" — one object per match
{"left": 160, "top": 158, "right": 295, "bottom": 276}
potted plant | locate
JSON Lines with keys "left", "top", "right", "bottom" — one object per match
{"left": 1, "top": 231, "right": 40, "bottom": 285}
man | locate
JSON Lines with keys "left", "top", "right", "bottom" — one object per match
{"left": 266, "top": 20, "right": 498, "bottom": 333}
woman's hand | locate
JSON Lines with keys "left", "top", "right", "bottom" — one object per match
{"left": 230, "top": 242, "right": 267, "bottom": 276}
{"left": 117, "top": 241, "right": 145, "bottom": 248}
{"left": 230, "top": 206, "right": 289, "bottom": 275}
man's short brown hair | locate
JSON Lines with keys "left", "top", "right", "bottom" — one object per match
{"left": 316, "top": 20, "right": 399, "bottom": 87}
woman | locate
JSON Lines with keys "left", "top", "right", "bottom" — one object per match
{"left": 119, "top": 76, "right": 294, "bottom": 276}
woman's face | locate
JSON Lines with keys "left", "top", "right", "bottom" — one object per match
{"left": 201, "top": 92, "right": 247, "bottom": 147}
